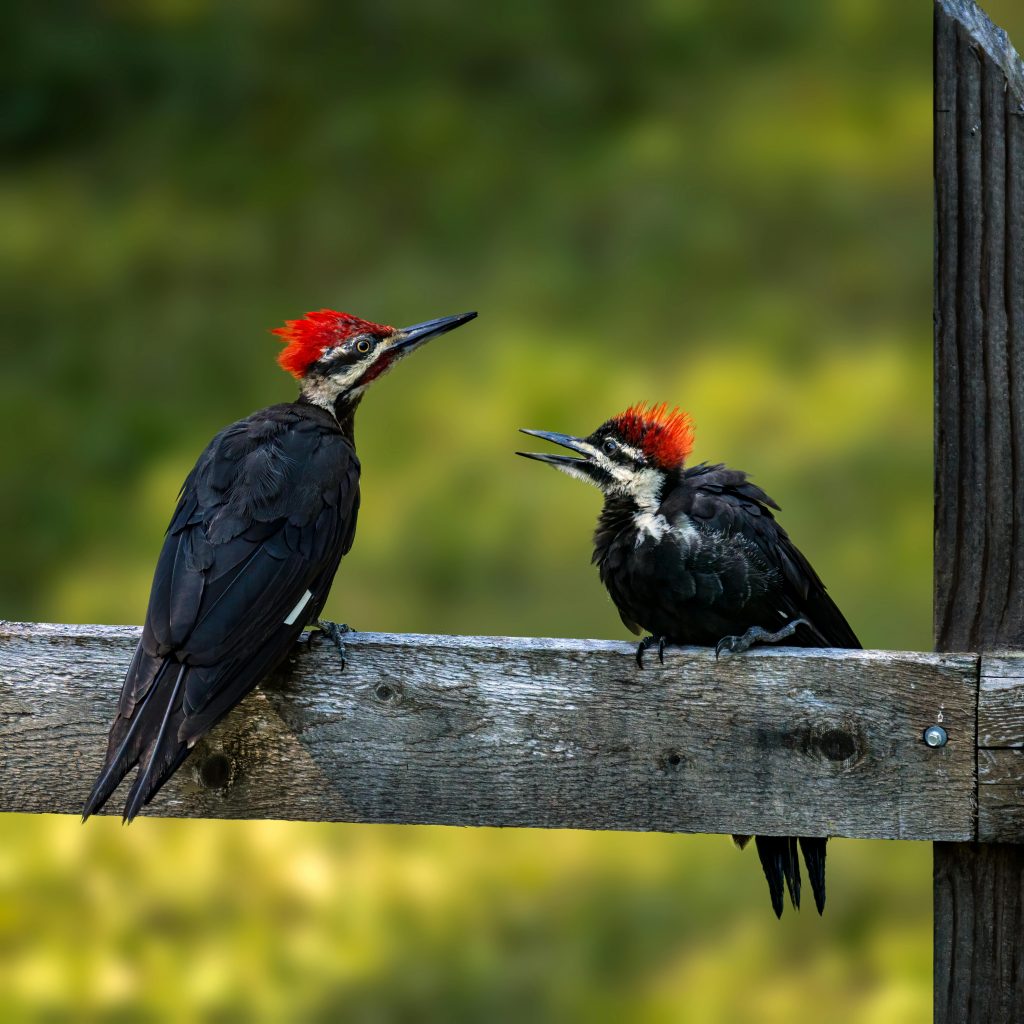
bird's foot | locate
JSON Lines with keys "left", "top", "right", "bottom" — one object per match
{"left": 294, "top": 628, "right": 318, "bottom": 651}
{"left": 318, "top": 620, "right": 354, "bottom": 671}
{"left": 636, "top": 635, "right": 669, "bottom": 669}
{"left": 715, "top": 618, "right": 810, "bottom": 659}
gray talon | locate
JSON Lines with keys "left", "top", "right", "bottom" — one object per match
{"left": 318, "top": 620, "right": 353, "bottom": 671}
{"left": 715, "top": 617, "right": 810, "bottom": 659}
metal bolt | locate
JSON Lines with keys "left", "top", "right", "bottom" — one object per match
{"left": 923, "top": 725, "right": 948, "bottom": 748}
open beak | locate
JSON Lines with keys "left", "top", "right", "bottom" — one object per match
{"left": 516, "top": 429, "right": 595, "bottom": 468}
{"left": 390, "top": 311, "right": 477, "bottom": 355}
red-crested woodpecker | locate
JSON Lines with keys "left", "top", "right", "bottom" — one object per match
{"left": 83, "top": 308, "right": 476, "bottom": 822}
{"left": 518, "top": 402, "right": 860, "bottom": 917}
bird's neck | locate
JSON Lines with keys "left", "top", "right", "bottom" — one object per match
{"left": 295, "top": 391, "right": 361, "bottom": 443}
{"left": 593, "top": 469, "right": 682, "bottom": 561}
{"left": 595, "top": 493, "right": 640, "bottom": 541}
{"left": 332, "top": 393, "right": 361, "bottom": 441}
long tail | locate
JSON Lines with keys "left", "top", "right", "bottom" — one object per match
{"left": 120, "top": 662, "right": 188, "bottom": 823}
{"left": 799, "top": 836, "right": 827, "bottom": 914}
{"left": 82, "top": 650, "right": 193, "bottom": 823}
{"left": 734, "top": 834, "right": 827, "bottom": 917}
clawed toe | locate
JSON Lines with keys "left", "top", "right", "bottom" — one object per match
{"left": 318, "top": 620, "right": 354, "bottom": 671}
{"left": 715, "top": 618, "right": 811, "bottom": 659}
{"left": 715, "top": 635, "right": 738, "bottom": 660}
{"left": 636, "top": 635, "right": 670, "bottom": 669}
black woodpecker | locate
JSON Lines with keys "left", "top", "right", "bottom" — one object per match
{"left": 517, "top": 401, "right": 860, "bottom": 917}
{"left": 83, "top": 307, "right": 477, "bottom": 823}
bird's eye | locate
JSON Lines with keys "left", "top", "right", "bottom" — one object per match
{"left": 355, "top": 337, "right": 373, "bottom": 354}
{"left": 602, "top": 438, "right": 618, "bottom": 455}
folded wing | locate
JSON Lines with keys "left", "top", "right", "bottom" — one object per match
{"left": 83, "top": 403, "right": 359, "bottom": 821}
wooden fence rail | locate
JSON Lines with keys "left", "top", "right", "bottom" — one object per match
{"left": 2, "top": 620, "right": 1022, "bottom": 844}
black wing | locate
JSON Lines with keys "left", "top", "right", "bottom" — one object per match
{"left": 676, "top": 463, "right": 861, "bottom": 650}
{"left": 673, "top": 463, "right": 858, "bottom": 917}
{"left": 83, "top": 402, "right": 359, "bottom": 822}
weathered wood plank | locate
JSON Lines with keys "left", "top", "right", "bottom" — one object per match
{"left": 980, "top": 655, "right": 1024, "bottom": 747}
{"left": 979, "top": 749, "right": 1024, "bottom": 841}
{"left": 934, "top": 6, "right": 1024, "bottom": 653}
{"left": 933, "top": 842, "right": 1024, "bottom": 1023}
{"left": 0, "top": 620, "right": 976, "bottom": 840}
{"left": 933, "top": 2, "right": 1024, "bottom": 1020}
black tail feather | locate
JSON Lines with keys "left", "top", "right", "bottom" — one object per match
{"left": 782, "top": 835, "right": 802, "bottom": 910}
{"left": 750, "top": 835, "right": 827, "bottom": 918}
{"left": 799, "top": 836, "right": 828, "bottom": 915}
{"left": 754, "top": 836, "right": 791, "bottom": 918}
{"left": 81, "top": 656, "right": 171, "bottom": 821}
{"left": 122, "top": 662, "right": 188, "bottom": 824}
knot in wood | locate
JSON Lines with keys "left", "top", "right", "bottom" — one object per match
{"left": 373, "top": 680, "right": 403, "bottom": 705}
{"left": 816, "top": 727, "right": 859, "bottom": 763}
{"left": 755, "top": 722, "right": 863, "bottom": 765}
{"left": 198, "top": 752, "right": 233, "bottom": 789}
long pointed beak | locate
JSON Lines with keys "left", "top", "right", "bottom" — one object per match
{"left": 391, "top": 311, "right": 477, "bottom": 354}
{"left": 515, "top": 429, "right": 593, "bottom": 467}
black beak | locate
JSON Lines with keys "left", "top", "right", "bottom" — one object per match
{"left": 391, "top": 311, "right": 477, "bottom": 354}
{"left": 516, "top": 428, "right": 594, "bottom": 468}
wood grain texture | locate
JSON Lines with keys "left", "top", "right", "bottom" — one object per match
{"left": 934, "top": 1, "right": 1024, "bottom": 653}
{"left": 978, "top": 657, "right": 1024, "bottom": 840}
{"left": 0, "top": 620, "right": 976, "bottom": 840}
{"left": 934, "top": 841, "right": 1024, "bottom": 1024}
{"left": 934, "top": 2, "right": 1024, "bottom": 1019}
{"left": 979, "top": 750, "right": 1024, "bottom": 841}
{"left": 979, "top": 655, "right": 1024, "bottom": 747}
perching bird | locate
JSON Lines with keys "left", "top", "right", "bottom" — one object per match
{"left": 83, "top": 308, "right": 477, "bottom": 822}
{"left": 517, "top": 402, "right": 860, "bottom": 917}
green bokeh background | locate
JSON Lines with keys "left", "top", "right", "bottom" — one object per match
{"left": 4, "top": 2, "right": 1022, "bottom": 1020}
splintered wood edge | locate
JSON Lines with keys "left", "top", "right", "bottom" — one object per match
{"left": 939, "top": 0, "right": 1024, "bottom": 107}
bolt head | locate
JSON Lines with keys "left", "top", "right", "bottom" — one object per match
{"left": 923, "top": 725, "right": 948, "bottom": 748}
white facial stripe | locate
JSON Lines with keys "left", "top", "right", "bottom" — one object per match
{"left": 300, "top": 352, "right": 377, "bottom": 411}
{"left": 570, "top": 439, "right": 602, "bottom": 460}
{"left": 547, "top": 439, "right": 666, "bottom": 509}
{"left": 550, "top": 460, "right": 600, "bottom": 488}
{"left": 606, "top": 464, "right": 664, "bottom": 509}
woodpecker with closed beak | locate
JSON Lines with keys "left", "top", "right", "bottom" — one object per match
{"left": 83, "top": 308, "right": 477, "bottom": 822}
{"left": 517, "top": 402, "right": 860, "bottom": 917}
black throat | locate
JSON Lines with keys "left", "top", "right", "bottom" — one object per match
{"left": 331, "top": 392, "right": 361, "bottom": 443}
{"left": 295, "top": 391, "right": 361, "bottom": 444}
{"left": 591, "top": 466, "right": 683, "bottom": 566}
{"left": 592, "top": 494, "right": 650, "bottom": 568}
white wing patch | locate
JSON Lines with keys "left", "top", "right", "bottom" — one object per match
{"left": 284, "top": 589, "right": 313, "bottom": 625}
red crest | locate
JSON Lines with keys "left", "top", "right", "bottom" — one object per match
{"left": 611, "top": 402, "right": 695, "bottom": 468}
{"left": 271, "top": 310, "right": 392, "bottom": 379}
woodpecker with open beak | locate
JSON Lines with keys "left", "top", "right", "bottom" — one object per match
{"left": 83, "top": 308, "right": 477, "bottom": 822}
{"left": 518, "top": 402, "right": 860, "bottom": 917}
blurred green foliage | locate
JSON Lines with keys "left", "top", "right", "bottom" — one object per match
{"left": 3, "top": 0, "right": 1023, "bottom": 1020}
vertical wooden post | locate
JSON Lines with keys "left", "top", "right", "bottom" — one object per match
{"left": 934, "top": 1, "right": 1024, "bottom": 1020}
